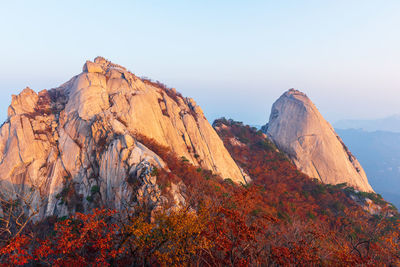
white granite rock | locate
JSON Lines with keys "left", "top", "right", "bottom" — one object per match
{"left": 264, "top": 89, "right": 373, "bottom": 192}
{"left": 0, "top": 57, "right": 246, "bottom": 220}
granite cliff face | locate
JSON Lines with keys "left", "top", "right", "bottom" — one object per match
{"left": 0, "top": 57, "right": 246, "bottom": 220}
{"left": 263, "top": 89, "right": 373, "bottom": 192}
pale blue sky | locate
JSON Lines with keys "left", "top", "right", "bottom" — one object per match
{"left": 1, "top": 1, "right": 399, "bottom": 125}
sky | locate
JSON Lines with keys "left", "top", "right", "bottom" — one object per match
{"left": 0, "top": 0, "right": 399, "bottom": 125}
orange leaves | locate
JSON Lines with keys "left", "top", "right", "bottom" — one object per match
{"left": 123, "top": 208, "right": 211, "bottom": 266}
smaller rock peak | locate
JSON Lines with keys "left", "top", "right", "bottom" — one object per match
{"left": 265, "top": 88, "right": 374, "bottom": 192}
{"left": 93, "top": 56, "right": 112, "bottom": 70}
{"left": 94, "top": 56, "right": 107, "bottom": 65}
{"left": 285, "top": 88, "right": 307, "bottom": 97}
{"left": 13, "top": 87, "right": 37, "bottom": 100}
{"left": 12, "top": 87, "right": 37, "bottom": 100}
{"left": 82, "top": 60, "right": 104, "bottom": 74}
{"left": 81, "top": 57, "right": 135, "bottom": 87}
{"left": 281, "top": 88, "right": 313, "bottom": 106}
{"left": 8, "top": 86, "right": 39, "bottom": 117}
{"left": 22, "top": 86, "right": 32, "bottom": 91}
{"left": 83, "top": 57, "right": 131, "bottom": 74}
{"left": 91, "top": 56, "right": 127, "bottom": 73}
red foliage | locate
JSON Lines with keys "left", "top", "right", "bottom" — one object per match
{"left": 1, "top": 209, "right": 121, "bottom": 266}
{"left": 2, "top": 119, "right": 400, "bottom": 265}
{"left": 0, "top": 235, "right": 32, "bottom": 266}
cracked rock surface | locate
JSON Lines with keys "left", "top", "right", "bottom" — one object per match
{"left": 263, "top": 89, "right": 373, "bottom": 192}
{"left": 0, "top": 57, "right": 246, "bottom": 220}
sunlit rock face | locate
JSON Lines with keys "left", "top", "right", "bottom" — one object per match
{"left": 263, "top": 89, "right": 373, "bottom": 192}
{"left": 0, "top": 57, "right": 246, "bottom": 220}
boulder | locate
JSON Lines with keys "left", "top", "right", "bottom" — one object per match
{"left": 82, "top": 60, "right": 104, "bottom": 74}
{"left": 8, "top": 87, "right": 38, "bottom": 116}
{"left": 264, "top": 89, "right": 373, "bottom": 192}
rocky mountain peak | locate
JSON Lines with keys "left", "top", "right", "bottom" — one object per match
{"left": 285, "top": 88, "right": 307, "bottom": 97}
{"left": 0, "top": 57, "right": 247, "bottom": 220}
{"left": 8, "top": 87, "right": 39, "bottom": 116}
{"left": 263, "top": 89, "right": 373, "bottom": 192}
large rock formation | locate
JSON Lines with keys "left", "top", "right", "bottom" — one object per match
{"left": 263, "top": 89, "right": 373, "bottom": 192}
{"left": 0, "top": 57, "right": 247, "bottom": 220}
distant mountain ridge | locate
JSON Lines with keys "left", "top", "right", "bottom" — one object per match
{"left": 334, "top": 114, "right": 400, "bottom": 133}
{"left": 336, "top": 128, "right": 400, "bottom": 208}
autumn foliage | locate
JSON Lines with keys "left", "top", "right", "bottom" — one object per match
{"left": 1, "top": 119, "right": 400, "bottom": 266}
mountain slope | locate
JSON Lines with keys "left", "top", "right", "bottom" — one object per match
{"left": 2, "top": 117, "right": 399, "bottom": 266}
{"left": 336, "top": 128, "right": 400, "bottom": 208}
{"left": 212, "top": 118, "right": 399, "bottom": 265}
{"left": 0, "top": 57, "right": 246, "bottom": 220}
{"left": 262, "top": 89, "right": 373, "bottom": 192}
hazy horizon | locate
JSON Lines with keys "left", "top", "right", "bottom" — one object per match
{"left": 1, "top": 1, "right": 399, "bottom": 125}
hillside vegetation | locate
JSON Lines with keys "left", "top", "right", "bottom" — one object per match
{"left": 1, "top": 119, "right": 400, "bottom": 266}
